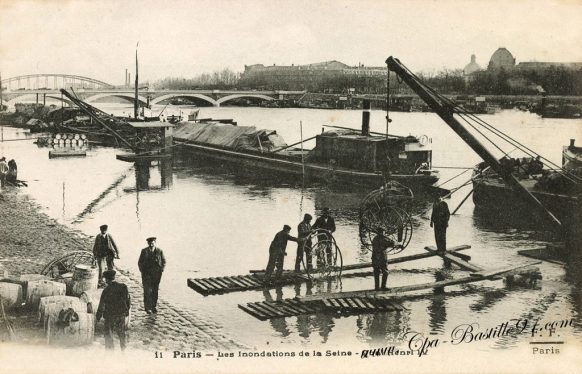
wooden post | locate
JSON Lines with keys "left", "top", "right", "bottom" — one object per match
{"left": 300, "top": 120, "right": 305, "bottom": 178}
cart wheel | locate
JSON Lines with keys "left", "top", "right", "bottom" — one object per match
{"left": 301, "top": 229, "right": 343, "bottom": 281}
{"left": 41, "top": 251, "right": 94, "bottom": 278}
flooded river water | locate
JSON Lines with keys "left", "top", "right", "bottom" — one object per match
{"left": 1, "top": 106, "right": 581, "bottom": 351}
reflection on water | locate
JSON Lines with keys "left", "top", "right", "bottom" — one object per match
{"left": 1, "top": 107, "right": 581, "bottom": 350}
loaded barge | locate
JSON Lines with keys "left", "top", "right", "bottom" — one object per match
{"left": 174, "top": 104, "right": 440, "bottom": 190}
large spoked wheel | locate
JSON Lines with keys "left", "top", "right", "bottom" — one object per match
{"left": 359, "top": 181, "right": 414, "bottom": 254}
{"left": 40, "top": 251, "right": 94, "bottom": 278}
{"left": 301, "top": 229, "right": 343, "bottom": 281}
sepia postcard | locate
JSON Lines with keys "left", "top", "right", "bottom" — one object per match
{"left": 1, "top": 0, "right": 581, "bottom": 373}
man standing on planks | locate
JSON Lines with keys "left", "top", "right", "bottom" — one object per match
{"left": 264, "top": 225, "right": 297, "bottom": 285}
{"left": 93, "top": 224, "right": 120, "bottom": 287}
{"left": 372, "top": 229, "right": 394, "bottom": 290}
{"left": 96, "top": 270, "right": 131, "bottom": 350}
{"left": 312, "top": 207, "right": 336, "bottom": 266}
{"left": 430, "top": 197, "right": 451, "bottom": 254}
{"left": 295, "top": 214, "right": 313, "bottom": 272}
{"left": 138, "top": 237, "right": 166, "bottom": 314}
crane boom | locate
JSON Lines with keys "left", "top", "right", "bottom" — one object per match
{"left": 385, "top": 56, "right": 562, "bottom": 230}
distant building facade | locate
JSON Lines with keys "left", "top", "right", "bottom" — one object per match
{"left": 238, "top": 60, "right": 387, "bottom": 93}
{"left": 463, "top": 54, "right": 482, "bottom": 82}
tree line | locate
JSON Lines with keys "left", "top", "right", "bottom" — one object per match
{"left": 153, "top": 66, "right": 582, "bottom": 96}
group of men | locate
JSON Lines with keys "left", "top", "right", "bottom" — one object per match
{"left": 0, "top": 157, "right": 17, "bottom": 187}
{"left": 264, "top": 207, "right": 336, "bottom": 284}
{"left": 92, "top": 224, "right": 166, "bottom": 350}
{"left": 264, "top": 198, "right": 451, "bottom": 291}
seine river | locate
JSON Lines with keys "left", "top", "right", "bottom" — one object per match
{"left": 1, "top": 105, "right": 581, "bottom": 351}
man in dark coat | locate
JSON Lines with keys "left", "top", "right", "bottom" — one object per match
{"left": 372, "top": 229, "right": 394, "bottom": 290}
{"left": 295, "top": 214, "right": 313, "bottom": 272}
{"left": 264, "top": 225, "right": 297, "bottom": 284}
{"left": 93, "top": 225, "right": 120, "bottom": 286}
{"left": 312, "top": 207, "right": 336, "bottom": 266}
{"left": 430, "top": 198, "right": 451, "bottom": 253}
{"left": 96, "top": 270, "right": 130, "bottom": 350}
{"left": 138, "top": 237, "right": 166, "bottom": 314}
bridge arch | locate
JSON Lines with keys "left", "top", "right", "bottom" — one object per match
{"left": 1, "top": 74, "right": 114, "bottom": 90}
{"left": 5, "top": 94, "right": 74, "bottom": 107}
{"left": 84, "top": 93, "right": 149, "bottom": 105}
{"left": 217, "top": 94, "right": 275, "bottom": 106}
{"left": 150, "top": 93, "right": 218, "bottom": 106}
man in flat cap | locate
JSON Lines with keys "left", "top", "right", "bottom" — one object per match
{"left": 96, "top": 270, "right": 131, "bottom": 350}
{"left": 138, "top": 237, "right": 166, "bottom": 314}
{"left": 264, "top": 225, "right": 297, "bottom": 284}
{"left": 93, "top": 224, "right": 120, "bottom": 286}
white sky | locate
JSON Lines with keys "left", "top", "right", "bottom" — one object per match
{"left": 1, "top": 0, "right": 582, "bottom": 85}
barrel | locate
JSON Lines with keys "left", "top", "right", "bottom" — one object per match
{"left": 53, "top": 272, "right": 74, "bottom": 295}
{"left": 0, "top": 283, "right": 23, "bottom": 310}
{"left": 54, "top": 134, "right": 62, "bottom": 140}
{"left": 80, "top": 134, "right": 87, "bottom": 141}
{"left": 18, "top": 274, "right": 49, "bottom": 301}
{"left": 70, "top": 265, "right": 98, "bottom": 297}
{"left": 79, "top": 289, "right": 103, "bottom": 314}
{"left": 26, "top": 280, "right": 66, "bottom": 310}
{"left": 38, "top": 296, "right": 87, "bottom": 330}
{"left": 47, "top": 311, "right": 95, "bottom": 346}
{"left": 74, "top": 134, "right": 80, "bottom": 140}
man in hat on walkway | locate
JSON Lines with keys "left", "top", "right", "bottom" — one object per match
{"left": 430, "top": 197, "right": 451, "bottom": 254}
{"left": 295, "top": 214, "right": 313, "bottom": 272}
{"left": 264, "top": 225, "right": 297, "bottom": 284}
{"left": 371, "top": 229, "right": 394, "bottom": 290}
{"left": 96, "top": 270, "right": 131, "bottom": 350}
{"left": 138, "top": 237, "right": 166, "bottom": 314}
{"left": 93, "top": 224, "right": 120, "bottom": 286}
{"left": 312, "top": 207, "right": 336, "bottom": 266}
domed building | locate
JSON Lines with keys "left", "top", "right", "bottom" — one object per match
{"left": 463, "top": 54, "right": 482, "bottom": 76}
{"left": 488, "top": 48, "right": 516, "bottom": 70}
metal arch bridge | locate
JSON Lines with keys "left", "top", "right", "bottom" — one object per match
{"left": 1, "top": 74, "right": 115, "bottom": 90}
{"left": 2, "top": 88, "right": 306, "bottom": 107}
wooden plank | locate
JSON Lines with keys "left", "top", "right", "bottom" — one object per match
{"left": 245, "top": 303, "right": 271, "bottom": 320}
{"left": 352, "top": 298, "right": 367, "bottom": 309}
{"left": 336, "top": 298, "right": 351, "bottom": 310}
{"left": 361, "top": 298, "right": 376, "bottom": 309}
{"left": 283, "top": 301, "right": 306, "bottom": 315}
{"left": 328, "top": 299, "right": 342, "bottom": 309}
{"left": 210, "top": 277, "right": 231, "bottom": 289}
{"left": 274, "top": 302, "right": 299, "bottom": 316}
{"left": 277, "top": 301, "right": 301, "bottom": 315}
{"left": 424, "top": 247, "right": 483, "bottom": 272}
{"left": 448, "top": 251, "right": 471, "bottom": 261}
{"left": 259, "top": 302, "right": 289, "bottom": 317}
{"left": 236, "top": 276, "right": 259, "bottom": 287}
{"left": 322, "top": 299, "right": 334, "bottom": 309}
{"left": 197, "top": 278, "right": 219, "bottom": 291}
{"left": 187, "top": 279, "right": 209, "bottom": 293}
{"left": 238, "top": 304, "right": 267, "bottom": 320}
{"left": 226, "top": 277, "right": 248, "bottom": 289}
{"left": 288, "top": 299, "right": 311, "bottom": 313}
{"left": 204, "top": 278, "right": 225, "bottom": 290}
{"left": 253, "top": 302, "right": 285, "bottom": 318}
{"left": 341, "top": 245, "right": 471, "bottom": 271}
{"left": 470, "top": 262, "right": 541, "bottom": 279}
{"left": 345, "top": 298, "right": 359, "bottom": 309}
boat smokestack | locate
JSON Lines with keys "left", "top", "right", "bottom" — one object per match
{"left": 570, "top": 139, "right": 575, "bottom": 147}
{"left": 125, "top": 69, "right": 128, "bottom": 87}
{"left": 362, "top": 99, "right": 371, "bottom": 136}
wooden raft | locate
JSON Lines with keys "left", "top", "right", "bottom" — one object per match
{"left": 187, "top": 272, "right": 309, "bottom": 296}
{"left": 188, "top": 245, "right": 471, "bottom": 296}
{"left": 238, "top": 297, "right": 406, "bottom": 320}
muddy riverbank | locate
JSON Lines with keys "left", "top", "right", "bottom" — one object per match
{"left": 0, "top": 188, "right": 244, "bottom": 351}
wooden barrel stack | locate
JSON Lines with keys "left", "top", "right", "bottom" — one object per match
{"left": 51, "top": 133, "right": 88, "bottom": 148}
{"left": 70, "top": 265, "right": 98, "bottom": 297}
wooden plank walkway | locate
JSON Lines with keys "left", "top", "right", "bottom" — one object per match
{"left": 238, "top": 297, "right": 406, "bottom": 320}
{"left": 188, "top": 244, "right": 472, "bottom": 296}
{"left": 298, "top": 262, "right": 541, "bottom": 302}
